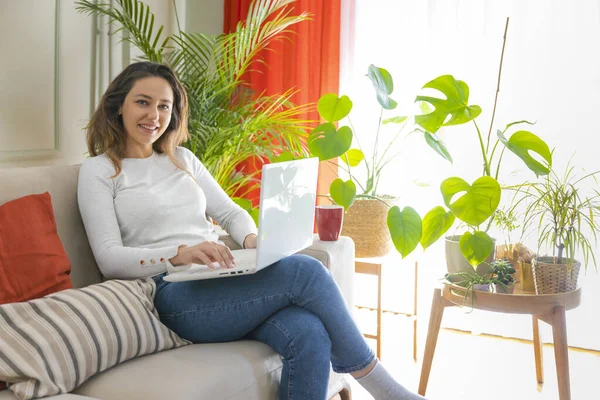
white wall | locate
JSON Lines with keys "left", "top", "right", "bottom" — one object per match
{"left": 0, "top": 0, "right": 224, "bottom": 169}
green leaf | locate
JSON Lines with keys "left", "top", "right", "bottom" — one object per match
{"left": 383, "top": 116, "right": 408, "bottom": 124}
{"left": 441, "top": 176, "right": 501, "bottom": 226}
{"left": 317, "top": 93, "right": 353, "bottom": 123}
{"left": 308, "top": 123, "right": 353, "bottom": 161}
{"left": 459, "top": 231, "right": 494, "bottom": 266}
{"left": 330, "top": 178, "right": 356, "bottom": 210}
{"left": 414, "top": 75, "right": 482, "bottom": 133}
{"left": 232, "top": 197, "right": 260, "bottom": 225}
{"left": 367, "top": 64, "right": 398, "bottom": 110}
{"left": 274, "top": 151, "right": 297, "bottom": 163}
{"left": 387, "top": 206, "right": 423, "bottom": 258}
{"left": 424, "top": 131, "right": 453, "bottom": 163}
{"left": 497, "top": 130, "right": 552, "bottom": 176}
{"left": 341, "top": 149, "right": 364, "bottom": 167}
{"left": 420, "top": 206, "right": 456, "bottom": 249}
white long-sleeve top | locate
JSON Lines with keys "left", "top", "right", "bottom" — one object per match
{"left": 77, "top": 146, "right": 257, "bottom": 280}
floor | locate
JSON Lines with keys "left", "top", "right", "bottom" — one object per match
{"left": 349, "top": 300, "right": 600, "bottom": 400}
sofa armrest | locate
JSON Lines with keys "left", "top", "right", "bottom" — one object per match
{"left": 218, "top": 233, "right": 355, "bottom": 310}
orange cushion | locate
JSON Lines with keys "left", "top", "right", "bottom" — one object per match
{"left": 0, "top": 192, "right": 72, "bottom": 305}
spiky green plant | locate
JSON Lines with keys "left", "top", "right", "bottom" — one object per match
{"left": 76, "top": 0, "right": 314, "bottom": 200}
{"left": 515, "top": 164, "right": 600, "bottom": 271}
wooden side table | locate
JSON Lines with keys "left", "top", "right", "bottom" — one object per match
{"left": 418, "top": 283, "right": 582, "bottom": 400}
{"left": 355, "top": 258, "right": 419, "bottom": 360}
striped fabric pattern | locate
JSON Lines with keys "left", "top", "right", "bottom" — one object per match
{"left": 0, "top": 278, "right": 189, "bottom": 399}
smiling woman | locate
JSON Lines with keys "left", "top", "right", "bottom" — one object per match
{"left": 86, "top": 62, "right": 190, "bottom": 177}
{"left": 119, "top": 77, "right": 174, "bottom": 159}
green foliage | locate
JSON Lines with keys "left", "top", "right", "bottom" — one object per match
{"left": 488, "top": 258, "right": 516, "bottom": 287}
{"left": 308, "top": 64, "right": 410, "bottom": 210}
{"left": 493, "top": 206, "right": 520, "bottom": 246}
{"left": 515, "top": 164, "right": 600, "bottom": 271}
{"left": 76, "top": 0, "right": 313, "bottom": 199}
{"left": 387, "top": 206, "right": 422, "bottom": 258}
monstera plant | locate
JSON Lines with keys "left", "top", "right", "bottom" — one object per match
{"left": 400, "top": 73, "right": 553, "bottom": 266}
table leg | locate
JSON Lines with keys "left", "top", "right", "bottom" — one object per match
{"left": 551, "top": 306, "right": 571, "bottom": 400}
{"left": 413, "top": 261, "right": 419, "bottom": 361}
{"left": 532, "top": 315, "right": 544, "bottom": 383}
{"left": 418, "top": 288, "right": 447, "bottom": 396}
{"left": 376, "top": 263, "right": 383, "bottom": 360}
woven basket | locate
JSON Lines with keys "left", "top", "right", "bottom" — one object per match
{"left": 340, "top": 198, "right": 394, "bottom": 258}
{"left": 531, "top": 256, "right": 581, "bottom": 294}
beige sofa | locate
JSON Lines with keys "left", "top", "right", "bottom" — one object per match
{"left": 0, "top": 164, "right": 354, "bottom": 400}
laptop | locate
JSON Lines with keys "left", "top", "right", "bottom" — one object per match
{"left": 163, "top": 157, "right": 319, "bottom": 282}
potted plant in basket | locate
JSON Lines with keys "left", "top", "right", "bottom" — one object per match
{"left": 307, "top": 64, "right": 414, "bottom": 257}
{"left": 516, "top": 164, "right": 600, "bottom": 294}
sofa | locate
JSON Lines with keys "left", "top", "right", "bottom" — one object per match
{"left": 0, "top": 164, "right": 355, "bottom": 400}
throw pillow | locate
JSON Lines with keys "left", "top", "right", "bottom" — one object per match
{"left": 0, "top": 192, "right": 73, "bottom": 304}
{"left": 0, "top": 278, "right": 190, "bottom": 399}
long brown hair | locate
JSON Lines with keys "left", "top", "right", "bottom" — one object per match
{"left": 86, "top": 62, "right": 190, "bottom": 176}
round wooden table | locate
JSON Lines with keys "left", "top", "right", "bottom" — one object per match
{"left": 418, "top": 283, "right": 582, "bottom": 400}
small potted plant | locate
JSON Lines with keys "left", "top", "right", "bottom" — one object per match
{"left": 489, "top": 259, "right": 516, "bottom": 294}
{"left": 493, "top": 207, "right": 521, "bottom": 264}
{"left": 517, "top": 164, "right": 600, "bottom": 293}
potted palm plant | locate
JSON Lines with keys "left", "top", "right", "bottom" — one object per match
{"left": 516, "top": 164, "right": 600, "bottom": 294}
{"left": 76, "top": 0, "right": 313, "bottom": 220}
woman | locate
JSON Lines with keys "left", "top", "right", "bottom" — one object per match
{"left": 77, "top": 61, "right": 425, "bottom": 400}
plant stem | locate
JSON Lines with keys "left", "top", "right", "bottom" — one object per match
{"left": 474, "top": 120, "right": 491, "bottom": 176}
{"left": 371, "top": 107, "right": 385, "bottom": 195}
{"left": 486, "top": 17, "right": 510, "bottom": 153}
{"left": 328, "top": 160, "right": 366, "bottom": 193}
{"left": 348, "top": 117, "right": 371, "bottom": 182}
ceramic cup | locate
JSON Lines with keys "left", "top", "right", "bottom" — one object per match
{"left": 316, "top": 205, "right": 344, "bottom": 241}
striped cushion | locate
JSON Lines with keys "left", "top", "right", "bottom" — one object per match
{"left": 0, "top": 278, "right": 190, "bottom": 399}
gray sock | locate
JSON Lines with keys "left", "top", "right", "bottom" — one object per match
{"left": 356, "top": 360, "right": 427, "bottom": 400}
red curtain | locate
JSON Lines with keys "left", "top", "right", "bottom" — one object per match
{"left": 224, "top": 0, "right": 341, "bottom": 206}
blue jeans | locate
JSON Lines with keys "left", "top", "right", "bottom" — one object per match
{"left": 153, "top": 254, "right": 375, "bottom": 400}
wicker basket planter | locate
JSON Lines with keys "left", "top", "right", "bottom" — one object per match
{"left": 531, "top": 256, "right": 581, "bottom": 294}
{"left": 340, "top": 198, "right": 395, "bottom": 258}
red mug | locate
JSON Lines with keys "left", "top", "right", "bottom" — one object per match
{"left": 316, "top": 205, "right": 344, "bottom": 241}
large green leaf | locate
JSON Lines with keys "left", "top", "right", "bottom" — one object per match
{"left": 317, "top": 94, "right": 353, "bottom": 123}
{"left": 367, "top": 64, "right": 398, "bottom": 110}
{"left": 330, "top": 178, "right": 356, "bottom": 210}
{"left": 308, "top": 123, "right": 353, "bottom": 161}
{"left": 459, "top": 231, "right": 494, "bottom": 266}
{"left": 424, "top": 131, "right": 453, "bottom": 163}
{"left": 387, "top": 206, "right": 422, "bottom": 258}
{"left": 341, "top": 149, "right": 364, "bottom": 167}
{"left": 441, "top": 176, "right": 501, "bottom": 226}
{"left": 414, "top": 75, "right": 482, "bottom": 133}
{"left": 497, "top": 130, "right": 552, "bottom": 176}
{"left": 420, "top": 206, "right": 456, "bottom": 249}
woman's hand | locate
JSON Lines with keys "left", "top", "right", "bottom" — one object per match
{"left": 243, "top": 234, "right": 257, "bottom": 249}
{"left": 170, "top": 242, "right": 235, "bottom": 269}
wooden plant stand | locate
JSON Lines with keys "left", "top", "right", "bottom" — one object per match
{"left": 418, "top": 283, "right": 582, "bottom": 400}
